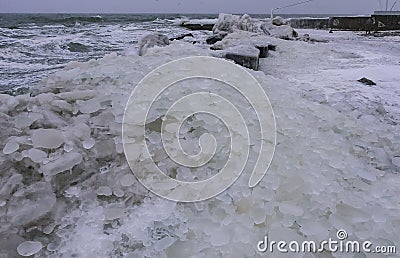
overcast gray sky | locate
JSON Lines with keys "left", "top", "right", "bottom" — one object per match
{"left": 0, "top": 0, "right": 392, "bottom": 14}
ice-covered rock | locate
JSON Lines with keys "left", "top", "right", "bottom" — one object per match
{"left": 255, "top": 44, "right": 270, "bottom": 58}
{"left": 169, "top": 33, "right": 194, "bottom": 41}
{"left": 210, "top": 30, "right": 273, "bottom": 58}
{"left": 213, "top": 13, "right": 260, "bottom": 34}
{"left": 212, "top": 13, "right": 297, "bottom": 40}
{"left": 222, "top": 45, "right": 260, "bottom": 70}
{"left": 272, "top": 16, "right": 286, "bottom": 26}
{"left": 138, "top": 33, "right": 170, "bottom": 56}
{"left": 206, "top": 34, "right": 226, "bottom": 45}
{"left": 181, "top": 18, "right": 217, "bottom": 31}
{"left": 358, "top": 77, "right": 376, "bottom": 86}
{"left": 262, "top": 22, "right": 299, "bottom": 39}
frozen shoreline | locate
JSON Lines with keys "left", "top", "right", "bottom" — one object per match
{"left": 1, "top": 17, "right": 400, "bottom": 257}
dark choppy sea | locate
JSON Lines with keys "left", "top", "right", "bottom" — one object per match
{"left": 0, "top": 13, "right": 331, "bottom": 90}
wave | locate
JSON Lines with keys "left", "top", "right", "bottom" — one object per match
{"left": 62, "top": 15, "right": 104, "bottom": 24}
{"left": 0, "top": 14, "right": 187, "bottom": 28}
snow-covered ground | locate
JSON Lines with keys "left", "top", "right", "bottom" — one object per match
{"left": 0, "top": 23, "right": 399, "bottom": 258}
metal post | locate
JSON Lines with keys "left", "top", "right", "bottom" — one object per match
{"left": 390, "top": 1, "right": 397, "bottom": 10}
{"left": 270, "top": 0, "right": 315, "bottom": 20}
{"left": 271, "top": 8, "right": 279, "bottom": 19}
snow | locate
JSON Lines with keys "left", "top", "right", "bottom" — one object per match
{"left": 0, "top": 15, "right": 399, "bottom": 257}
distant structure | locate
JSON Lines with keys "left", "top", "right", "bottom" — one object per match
{"left": 374, "top": 11, "right": 400, "bottom": 15}
{"left": 289, "top": 0, "right": 400, "bottom": 31}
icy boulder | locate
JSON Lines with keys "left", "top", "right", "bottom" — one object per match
{"left": 265, "top": 23, "right": 298, "bottom": 39}
{"left": 272, "top": 16, "right": 286, "bottom": 26}
{"left": 138, "top": 33, "right": 170, "bottom": 56}
{"left": 210, "top": 30, "right": 273, "bottom": 56}
{"left": 181, "top": 18, "right": 217, "bottom": 31}
{"left": 213, "top": 13, "right": 263, "bottom": 34}
{"left": 212, "top": 13, "right": 298, "bottom": 40}
{"left": 222, "top": 45, "right": 260, "bottom": 70}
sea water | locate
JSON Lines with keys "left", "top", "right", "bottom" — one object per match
{"left": 0, "top": 13, "right": 335, "bottom": 90}
{"left": 0, "top": 13, "right": 217, "bottom": 90}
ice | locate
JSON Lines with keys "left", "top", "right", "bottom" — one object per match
{"left": 120, "top": 173, "right": 135, "bottom": 187}
{"left": 213, "top": 13, "right": 254, "bottom": 34}
{"left": 0, "top": 93, "right": 19, "bottom": 113}
{"left": 0, "top": 174, "right": 23, "bottom": 197}
{"left": 181, "top": 18, "right": 217, "bottom": 26}
{"left": 212, "top": 13, "right": 297, "bottom": 40}
{"left": 51, "top": 99, "right": 73, "bottom": 112}
{"left": 279, "top": 202, "right": 304, "bottom": 217}
{"left": 39, "top": 152, "right": 83, "bottom": 176}
{"left": 209, "top": 228, "right": 230, "bottom": 247}
{"left": 63, "top": 143, "right": 74, "bottom": 152}
{"left": 6, "top": 182, "right": 56, "bottom": 226}
{"left": 77, "top": 98, "right": 101, "bottom": 114}
{"left": 0, "top": 18, "right": 399, "bottom": 257}
{"left": 272, "top": 16, "right": 286, "bottom": 26}
{"left": 96, "top": 186, "right": 113, "bottom": 196}
{"left": 17, "top": 241, "right": 43, "bottom": 257}
{"left": 154, "top": 237, "right": 176, "bottom": 251}
{"left": 392, "top": 156, "right": 400, "bottom": 167}
{"left": 3, "top": 140, "right": 19, "bottom": 154}
{"left": 82, "top": 138, "right": 95, "bottom": 149}
{"left": 14, "top": 112, "right": 42, "bottom": 129}
{"left": 22, "top": 148, "right": 47, "bottom": 163}
{"left": 104, "top": 207, "right": 125, "bottom": 220}
{"left": 113, "top": 188, "right": 125, "bottom": 197}
{"left": 32, "top": 129, "right": 64, "bottom": 149}
{"left": 64, "top": 186, "right": 81, "bottom": 198}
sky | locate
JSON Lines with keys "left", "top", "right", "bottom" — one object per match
{"left": 0, "top": 0, "right": 393, "bottom": 14}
